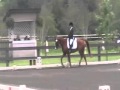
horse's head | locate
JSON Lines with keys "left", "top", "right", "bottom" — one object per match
{"left": 55, "top": 37, "right": 65, "bottom": 49}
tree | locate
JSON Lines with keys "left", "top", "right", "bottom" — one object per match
{"left": 36, "top": 2, "right": 57, "bottom": 46}
{"left": 95, "top": 0, "right": 115, "bottom": 36}
{"left": 1, "top": 0, "right": 101, "bottom": 36}
{"left": 65, "top": 0, "right": 90, "bottom": 35}
{"left": 52, "top": 0, "right": 99, "bottom": 35}
{"left": 95, "top": 0, "right": 115, "bottom": 61}
{"left": 51, "top": 0, "right": 66, "bottom": 34}
{"left": 5, "top": 17, "right": 14, "bottom": 29}
{"left": 17, "top": 0, "right": 29, "bottom": 8}
{"left": 110, "top": 0, "right": 120, "bottom": 34}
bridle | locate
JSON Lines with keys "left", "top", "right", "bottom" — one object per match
{"left": 55, "top": 39, "right": 59, "bottom": 49}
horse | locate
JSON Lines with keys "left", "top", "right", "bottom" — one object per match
{"left": 55, "top": 37, "right": 91, "bottom": 67}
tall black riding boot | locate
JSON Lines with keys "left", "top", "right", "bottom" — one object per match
{"left": 69, "top": 45, "right": 72, "bottom": 52}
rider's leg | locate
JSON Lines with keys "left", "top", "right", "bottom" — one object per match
{"left": 69, "top": 38, "right": 71, "bottom": 51}
{"left": 69, "top": 38, "right": 73, "bottom": 52}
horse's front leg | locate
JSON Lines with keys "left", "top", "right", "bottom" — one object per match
{"left": 61, "top": 53, "right": 66, "bottom": 68}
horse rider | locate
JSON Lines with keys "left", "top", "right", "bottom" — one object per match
{"left": 68, "top": 22, "right": 74, "bottom": 52}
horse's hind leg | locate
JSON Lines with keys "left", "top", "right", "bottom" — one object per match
{"left": 67, "top": 53, "right": 71, "bottom": 67}
{"left": 79, "top": 56, "right": 83, "bottom": 66}
{"left": 79, "top": 49, "right": 87, "bottom": 66}
{"left": 83, "top": 54, "right": 87, "bottom": 65}
{"left": 79, "top": 49, "right": 84, "bottom": 66}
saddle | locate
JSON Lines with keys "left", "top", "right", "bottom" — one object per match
{"left": 67, "top": 37, "right": 77, "bottom": 49}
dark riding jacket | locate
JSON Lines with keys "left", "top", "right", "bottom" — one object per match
{"left": 68, "top": 26, "right": 74, "bottom": 39}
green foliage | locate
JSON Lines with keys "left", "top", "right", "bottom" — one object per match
{"left": 95, "top": 0, "right": 115, "bottom": 35}
{"left": 5, "top": 17, "right": 14, "bottom": 29}
{"left": 17, "top": 0, "right": 29, "bottom": 8}
{"left": 0, "top": 0, "right": 99, "bottom": 36}
{"left": 83, "top": 0, "right": 98, "bottom": 12}
{"left": 36, "top": 2, "right": 58, "bottom": 46}
{"left": 1, "top": 0, "right": 120, "bottom": 37}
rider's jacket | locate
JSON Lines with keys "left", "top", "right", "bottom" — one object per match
{"left": 68, "top": 26, "right": 74, "bottom": 39}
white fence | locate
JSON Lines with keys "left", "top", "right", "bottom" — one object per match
{"left": 0, "top": 84, "right": 36, "bottom": 90}
{"left": 11, "top": 40, "right": 37, "bottom": 58}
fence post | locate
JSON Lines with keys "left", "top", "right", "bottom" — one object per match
{"left": 98, "top": 44, "right": 101, "bottom": 61}
{"left": 37, "top": 47, "right": 40, "bottom": 57}
{"left": 6, "top": 48, "right": 9, "bottom": 67}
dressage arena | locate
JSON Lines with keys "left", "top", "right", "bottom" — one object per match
{"left": 0, "top": 62, "right": 120, "bottom": 90}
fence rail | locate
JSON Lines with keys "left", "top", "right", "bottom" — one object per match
{"left": 0, "top": 41, "right": 119, "bottom": 67}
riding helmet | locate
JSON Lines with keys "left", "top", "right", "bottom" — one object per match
{"left": 69, "top": 22, "right": 73, "bottom": 26}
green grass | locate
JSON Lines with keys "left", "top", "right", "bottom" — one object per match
{"left": 0, "top": 55, "right": 120, "bottom": 67}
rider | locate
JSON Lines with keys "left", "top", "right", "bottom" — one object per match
{"left": 68, "top": 22, "right": 74, "bottom": 52}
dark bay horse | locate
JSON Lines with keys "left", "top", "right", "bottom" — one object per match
{"left": 55, "top": 37, "right": 91, "bottom": 67}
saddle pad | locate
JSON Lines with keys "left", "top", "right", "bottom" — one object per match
{"left": 67, "top": 38, "right": 77, "bottom": 49}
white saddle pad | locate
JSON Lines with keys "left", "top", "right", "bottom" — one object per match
{"left": 67, "top": 38, "right": 77, "bottom": 49}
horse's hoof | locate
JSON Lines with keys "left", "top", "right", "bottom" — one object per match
{"left": 68, "top": 66, "right": 71, "bottom": 68}
{"left": 78, "top": 65, "right": 81, "bottom": 67}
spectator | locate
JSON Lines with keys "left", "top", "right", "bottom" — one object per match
{"left": 24, "top": 35, "right": 30, "bottom": 40}
{"left": 14, "top": 35, "right": 20, "bottom": 41}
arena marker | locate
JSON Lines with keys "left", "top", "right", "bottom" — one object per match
{"left": 36, "top": 57, "right": 42, "bottom": 69}
{"left": 99, "top": 85, "right": 110, "bottom": 90}
{"left": 19, "top": 85, "right": 26, "bottom": 90}
{"left": 9, "top": 86, "right": 11, "bottom": 90}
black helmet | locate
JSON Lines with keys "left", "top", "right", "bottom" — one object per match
{"left": 69, "top": 22, "right": 73, "bottom": 26}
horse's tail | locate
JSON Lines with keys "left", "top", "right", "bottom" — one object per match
{"left": 84, "top": 39, "right": 91, "bottom": 55}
